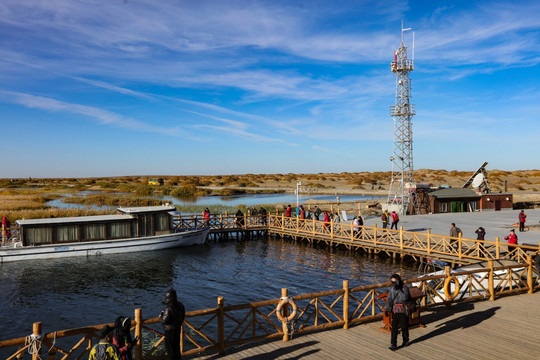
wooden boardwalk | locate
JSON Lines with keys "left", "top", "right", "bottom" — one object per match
{"left": 188, "top": 291, "right": 540, "bottom": 360}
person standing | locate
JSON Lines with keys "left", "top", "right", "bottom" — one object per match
{"left": 314, "top": 206, "right": 321, "bottom": 221}
{"left": 259, "top": 207, "right": 267, "bottom": 226}
{"left": 518, "top": 210, "right": 527, "bottom": 232}
{"left": 384, "top": 274, "right": 410, "bottom": 351}
{"left": 381, "top": 211, "right": 389, "bottom": 229}
{"left": 202, "top": 208, "right": 210, "bottom": 227}
{"left": 285, "top": 205, "right": 292, "bottom": 217}
{"left": 159, "top": 289, "right": 186, "bottom": 360}
{"left": 2, "top": 216, "right": 10, "bottom": 241}
{"left": 235, "top": 209, "right": 244, "bottom": 228}
{"left": 390, "top": 211, "right": 399, "bottom": 230}
{"left": 504, "top": 229, "right": 518, "bottom": 251}
{"left": 112, "top": 316, "right": 138, "bottom": 360}
{"left": 475, "top": 227, "right": 486, "bottom": 240}
{"left": 323, "top": 211, "right": 330, "bottom": 229}
{"left": 89, "top": 325, "right": 120, "bottom": 360}
{"left": 449, "top": 223, "right": 462, "bottom": 248}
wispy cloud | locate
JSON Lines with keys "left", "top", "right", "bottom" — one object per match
{"left": 0, "top": 90, "right": 178, "bottom": 135}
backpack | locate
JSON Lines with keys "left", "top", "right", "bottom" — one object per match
{"left": 389, "top": 286, "right": 410, "bottom": 314}
{"left": 381, "top": 213, "right": 387, "bottom": 221}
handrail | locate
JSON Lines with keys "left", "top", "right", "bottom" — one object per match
{"left": 172, "top": 213, "right": 539, "bottom": 264}
{"left": 1, "top": 260, "right": 538, "bottom": 359}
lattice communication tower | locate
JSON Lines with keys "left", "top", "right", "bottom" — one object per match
{"left": 386, "top": 24, "right": 417, "bottom": 216}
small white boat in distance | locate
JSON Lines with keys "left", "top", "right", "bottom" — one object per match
{"left": 1, "top": 205, "right": 209, "bottom": 263}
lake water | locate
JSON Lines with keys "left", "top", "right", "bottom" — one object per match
{"left": 0, "top": 236, "right": 416, "bottom": 354}
{"left": 47, "top": 192, "right": 385, "bottom": 211}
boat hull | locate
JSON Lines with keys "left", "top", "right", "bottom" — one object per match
{"left": 0, "top": 228, "right": 209, "bottom": 263}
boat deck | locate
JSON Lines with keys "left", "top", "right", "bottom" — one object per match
{"left": 188, "top": 291, "right": 540, "bottom": 359}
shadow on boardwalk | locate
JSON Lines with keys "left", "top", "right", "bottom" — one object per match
{"left": 413, "top": 304, "right": 500, "bottom": 344}
{"left": 198, "top": 340, "right": 320, "bottom": 360}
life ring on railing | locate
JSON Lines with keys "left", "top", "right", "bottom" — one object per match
{"left": 444, "top": 275, "right": 460, "bottom": 300}
{"left": 276, "top": 297, "right": 297, "bottom": 323}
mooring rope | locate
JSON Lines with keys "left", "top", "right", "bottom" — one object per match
{"left": 25, "top": 334, "right": 42, "bottom": 360}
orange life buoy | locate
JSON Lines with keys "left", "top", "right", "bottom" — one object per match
{"left": 276, "top": 297, "right": 297, "bottom": 323}
{"left": 444, "top": 275, "right": 460, "bottom": 300}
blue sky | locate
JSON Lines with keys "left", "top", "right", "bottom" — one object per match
{"left": 1, "top": 1, "right": 539, "bottom": 178}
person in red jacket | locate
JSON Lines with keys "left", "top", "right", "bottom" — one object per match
{"left": 323, "top": 211, "right": 330, "bottom": 229}
{"left": 390, "top": 211, "right": 399, "bottom": 230}
{"left": 504, "top": 229, "right": 518, "bottom": 251}
{"left": 518, "top": 210, "right": 527, "bottom": 232}
{"left": 285, "top": 205, "right": 292, "bottom": 217}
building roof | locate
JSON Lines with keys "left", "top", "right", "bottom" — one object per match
{"left": 428, "top": 188, "right": 481, "bottom": 199}
{"left": 16, "top": 215, "right": 133, "bottom": 227}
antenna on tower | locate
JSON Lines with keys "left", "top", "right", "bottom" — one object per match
{"left": 401, "top": 20, "right": 411, "bottom": 43}
{"left": 412, "top": 31, "right": 415, "bottom": 61}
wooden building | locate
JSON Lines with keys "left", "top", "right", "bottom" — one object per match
{"left": 412, "top": 188, "right": 513, "bottom": 214}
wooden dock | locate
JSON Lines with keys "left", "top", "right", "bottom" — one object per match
{"left": 189, "top": 291, "right": 540, "bottom": 359}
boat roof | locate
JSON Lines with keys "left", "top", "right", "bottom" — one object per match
{"left": 16, "top": 214, "right": 133, "bottom": 227}
{"left": 116, "top": 205, "right": 176, "bottom": 214}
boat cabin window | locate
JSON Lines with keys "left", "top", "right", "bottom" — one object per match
{"left": 107, "top": 222, "right": 131, "bottom": 239}
{"left": 83, "top": 224, "right": 106, "bottom": 240}
{"left": 156, "top": 213, "right": 169, "bottom": 231}
{"left": 26, "top": 227, "right": 53, "bottom": 245}
{"left": 56, "top": 225, "right": 79, "bottom": 243}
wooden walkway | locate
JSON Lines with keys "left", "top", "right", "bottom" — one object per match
{"left": 188, "top": 291, "right": 540, "bottom": 360}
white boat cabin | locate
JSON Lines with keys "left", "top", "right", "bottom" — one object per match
{"left": 16, "top": 205, "right": 177, "bottom": 246}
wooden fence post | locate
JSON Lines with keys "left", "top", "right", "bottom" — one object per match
{"left": 488, "top": 260, "right": 495, "bottom": 301}
{"left": 1, "top": 224, "right": 4, "bottom": 244}
{"left": 495, "top": 237, "right": 500, "bottom": 259}
{"left": 399, "top": 226, "right": 404, "bottom": 251}
{"left": 427, "top": 229, "right": 431, "bottom": 254}
{"left": 32, "top": 322, "right": 42, "bottom": 360}
{"left": 134, "top": 308, "right": 142, "bottom": 360}
{"left": 458, "top": 233, "right": 462, "bottom": 259}
{"left": 527, "top": 255, "right": 533, "bottom": 294}
{"left": 218, "top": 296, "right": 225, "bottom": 355}
{"left": 343, "top": 280, "right": 349, "bottom": 330}
{"left": 281, "top": 288, "right": 289, "bottom": 342}
{"left": 281, "top": 214, "right": 285, "bottom": 231}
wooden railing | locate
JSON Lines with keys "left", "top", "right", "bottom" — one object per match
{"left": 172, "top": 213, "right": 540, "bottom": 264}
{"left": 266, "top": 214, "right": 540, "bottom": 264}
{"left": 2, "top": 259, "right": 538, "bottom": 359}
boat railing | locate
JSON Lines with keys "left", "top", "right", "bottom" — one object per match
{"left": 0, "top": 259, "right": 538, "bottom": 359}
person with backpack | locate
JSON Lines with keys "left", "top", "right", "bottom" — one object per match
{"left": 381, "top": 211, "right": 389, "bottom": 229}
{"left": 384, "top": 274, "right": 410, "bottom": 351}
{"left": 89, "top": 325, "right": 120, "bottom": 360}
{"left": 112, "top": 316, "right": 138, "bottom": 360}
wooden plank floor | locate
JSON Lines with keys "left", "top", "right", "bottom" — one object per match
{"left": 187, "top": 291, "right": 540, "bottom": 359}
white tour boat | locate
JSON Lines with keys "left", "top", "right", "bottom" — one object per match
{"left": 0, "top": 205, "right": 209, "bottom": 263}
{"left": 412, "top": 259, "right": 528, "bottom": 303}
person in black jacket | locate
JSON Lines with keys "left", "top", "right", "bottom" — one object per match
{"left": 159, "top": 289, "right": 185, "bottom": 360}
{"left": 384, "top": 274, "right": 410, "bottom": 351}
